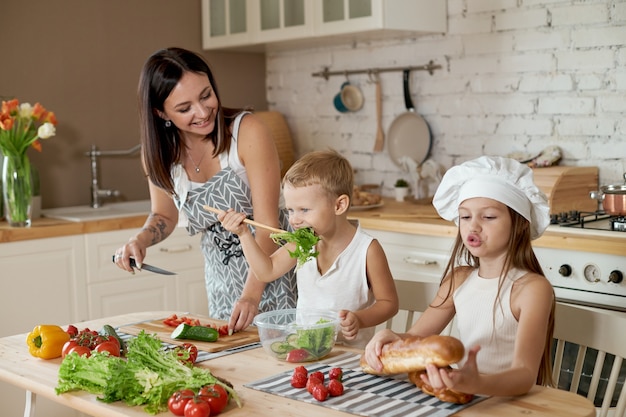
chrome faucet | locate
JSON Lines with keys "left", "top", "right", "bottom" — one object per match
{"left": 85, "top": 144, "right": 141, "bottom": 208}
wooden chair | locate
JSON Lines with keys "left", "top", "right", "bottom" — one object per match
{"left": 384, "top": 280, "right": 442, "bottom": 333}
{"left": 553, "top": 303, "right": 626, "bottom": 417}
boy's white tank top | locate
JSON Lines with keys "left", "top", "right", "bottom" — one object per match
{"left": 453, "top": 268, "right": 526, "bottom": 374}
{"left": 296, "top": 226, "right": 375, "bottom": 348}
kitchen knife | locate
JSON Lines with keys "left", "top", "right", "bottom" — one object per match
{"left": 111, "top": 255, "right": 176, "bottom": 275}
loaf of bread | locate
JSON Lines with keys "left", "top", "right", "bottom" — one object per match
{"left": 360, "top": 335, "right": 465, "bottom": 375}
{"left": 408, "top": 369, "right": 474, "bottom": 404}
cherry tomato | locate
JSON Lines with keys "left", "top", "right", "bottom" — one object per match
{"left": 62, "top": 340, "right": 79, "bottom": 358}
{"left": 184, "top": 397, "right": 211, "bottom": 417}
{"left": 198, "top": 384, "right": 228, "bottom": 415}
{"left": 94, "top": 341, "right": 121, "bottom": 357}
{"left": 67, "top": 345, "right": 91, "bottom": 357}
{"left": 178, "top": 343, "right": 198, "bottom": 364}
{"left": 168, "top": 389, "right": 195, "bottom": 416}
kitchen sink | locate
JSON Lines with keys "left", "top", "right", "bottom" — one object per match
{"left": 42, "top": 200, "right": 151, "bottom": 222}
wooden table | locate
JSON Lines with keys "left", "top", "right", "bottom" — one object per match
{"left": 0, "top": 312, "right": 596, "bottom": 417}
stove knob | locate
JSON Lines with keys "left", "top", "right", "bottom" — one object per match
{"left": 558, "top": 264, "right": 572, "bottom": 277}
{"left": 608, "top": 270, "right": 623, "bottom": 284}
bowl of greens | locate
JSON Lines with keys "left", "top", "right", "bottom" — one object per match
{"left": 253, "top": 308, "right": 340, "bottom": 363}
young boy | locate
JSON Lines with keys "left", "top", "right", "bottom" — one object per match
{"left": 218, "top": 149, "right": 399, "bottom": 347}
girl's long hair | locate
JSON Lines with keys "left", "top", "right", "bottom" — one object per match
{"left": 438, "top": 208, "right": 554, "bottom": 386}
{"left": 137, "top": 47, "right": 243, "bottom": 194}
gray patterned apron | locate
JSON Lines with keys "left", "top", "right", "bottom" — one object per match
{"left": 176, "top": 137, "right": 297, "bottom": 321}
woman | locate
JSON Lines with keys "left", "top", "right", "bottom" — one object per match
{"left": 113, "top": 47, "right": 296, "bottom": 333}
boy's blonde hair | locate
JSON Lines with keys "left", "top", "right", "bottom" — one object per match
{"left": 283, "top": 149, "right": 353, "bottom": 200}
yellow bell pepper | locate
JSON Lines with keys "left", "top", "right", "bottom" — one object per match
{"left": 26, "top": 325, "right": 70, "bottom": 359}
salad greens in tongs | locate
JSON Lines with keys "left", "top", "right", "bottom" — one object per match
{"left": 271, "top": 228, "right": 320, "bottom": 269}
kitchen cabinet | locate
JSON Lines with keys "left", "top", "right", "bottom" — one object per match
{"left": 201, "top": 0, "right": 446, "bottom": 51}
{"left": 364, "top": 228, "right": 453, "bottom": 285}
{"left": 85, "top": 227, "right": 208, "bottom": 319}
{"left": 0, "top": 235, "right": 88, "bottom": 417}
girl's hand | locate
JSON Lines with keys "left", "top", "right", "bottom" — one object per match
{"left": 339, "top": 310, "right": 359, "bottom": 340}
{"left": 423, "top": 345, "right": 481, "bottom": 394}
{"left": 218, "top": 208, "right": 251, "bottom": 236}
{"left": 363, "top": 329, "right": 401, "bottom": 373}
{"left": 114, "top": 238, "right": 147, "bottom": 274}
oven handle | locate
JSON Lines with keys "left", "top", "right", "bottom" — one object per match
{"left": 403, "top": 256, "right": 438, "bottom": 266}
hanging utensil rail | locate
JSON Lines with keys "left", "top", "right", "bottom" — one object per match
{"left": 311, "top": 60, "right": 441, "bottom": 80}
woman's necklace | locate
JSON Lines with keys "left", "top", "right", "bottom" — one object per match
{"left": 187, "top": 142, "right": 209, "bottom": 173}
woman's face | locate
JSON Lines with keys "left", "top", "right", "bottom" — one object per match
{"left": 159, "top": 71, "right": 219, "bottom": 140}
{"left": 458, "top": 197, "right": 512, "bottom": 260}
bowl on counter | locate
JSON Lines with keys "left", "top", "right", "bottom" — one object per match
{"left": 253, "top": 308, "right": 340, "bottom": 363}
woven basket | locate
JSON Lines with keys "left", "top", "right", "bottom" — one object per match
{"left": 255, "top": 111, "right": 295, "bottom": 178}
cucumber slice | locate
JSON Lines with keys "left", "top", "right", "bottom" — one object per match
{"left": 287, "top": 333, "right": 299, "bottom": 346}
{"left": 171, "top": 323, "right": 219, "bottom": 342}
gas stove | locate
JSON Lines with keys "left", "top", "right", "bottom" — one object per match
{"left": 550, "top": 211, "right": 626, "bottom": 232}
{"left": 535, "top": 211, "right": 626, "bottom": 312}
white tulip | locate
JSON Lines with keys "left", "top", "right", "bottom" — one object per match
{"left": 38, "top": 122, "right": 56, "bottom": 139}
{"left": 19, "top": 103, "right": 34, "bottom": 118}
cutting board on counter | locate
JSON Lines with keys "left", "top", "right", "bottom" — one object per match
{"left": 118, "top": 315, "right": 259, "bottom": 353}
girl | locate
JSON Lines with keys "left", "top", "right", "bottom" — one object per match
{"left": 363, "top": 155, "right": 555, "bottom": 397}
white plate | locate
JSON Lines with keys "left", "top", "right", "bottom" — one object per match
{"left": 349, "top": 202, "right": 384, "bottom": 211}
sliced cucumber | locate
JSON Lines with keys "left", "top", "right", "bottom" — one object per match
{"left": 286, "top": 333, "right": 299, "bottom": 346}
{"left": 171, "top": 323, "right": 219, "bottom": 342}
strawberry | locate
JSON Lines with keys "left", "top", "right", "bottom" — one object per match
{"left": 311, "top": 383, "right": 329, "bottom": 402}
{"left": 328, "top": 379, "right": 344, "bottom": 397}
{"left": 294, "top": 365, "right": 308, "bottom": 377}
{"left": 291, "top": 372, "right": 308, "bottom": 388}
{"left": 310, "top": 371, "right": 324, "bottom": 384}
{"left": 306, "top": 375, "right": 323, "bottom": 394}
{"left": 328, "top": 367, "right": 343, "bottom": 382}
{"left": 286, "top": 348, "right": 311, "bottom": 363}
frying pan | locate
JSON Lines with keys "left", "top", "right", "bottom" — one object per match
{"left": 387, "top": 69, "right": 432, "bottom": 169}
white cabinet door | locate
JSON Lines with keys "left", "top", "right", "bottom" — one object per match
{"left": 364, "top": 228, "right": 453, "bottom": 284}
{"left": 0, "top": 235, "right": 87, "bottom": 417}
{"left": 202, "top": 0, "right": 446, "bottom": 50}
{"left": 313, "top": 0, "right": 447, "bottom": 36}
{"left": 85, "top": 227, "right": 206, "bottom": 319}
{"left": 201, "top": 0, "right": 252, "bottom": 49}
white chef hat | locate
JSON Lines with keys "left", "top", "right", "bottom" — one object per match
{"left": 432, "top": 156, "right": 550, "bottom": 239}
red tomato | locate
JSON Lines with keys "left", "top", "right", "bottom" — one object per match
{"left": 198, "top": 384, "right": 228, "bottom": 415}
{"left": 180, "top": 343, "right": 199, "bottom": 364}
{"left": 94, "top": 341, "right": 121, "bottom": 357}
{"left": 328, "top": 367, "right": 343, "bottom": 381}
{"left": 168, "top": 389, "right": 195, "bottom": 416}
{"left": 67, "top": 345, "right": 91, "bottom": 357}
{"left": 217, "top": 325, "right": 229, "bottom": 336}
{"left": 184, "top": 397, "right": 211, "bottom": 417}
{"left": 62, "top": 340, "right": 79, "bottom": 358}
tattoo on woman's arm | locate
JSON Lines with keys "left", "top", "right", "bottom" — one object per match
{"left": 142, "top": 213, "right": 168, "bottom": 245}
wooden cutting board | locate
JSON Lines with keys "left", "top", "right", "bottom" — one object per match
{"left": 118, "top": 315, "right": 259, "bottom": 353}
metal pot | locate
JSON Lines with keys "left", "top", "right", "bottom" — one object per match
{"left": 590, "top": 173, "right": 626, "bottom": 216}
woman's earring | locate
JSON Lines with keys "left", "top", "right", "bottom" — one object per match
{"left": 165, "top": 120, "right": 172, "bottom": 128}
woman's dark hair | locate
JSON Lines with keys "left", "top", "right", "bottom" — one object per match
{"left": 137, "top": 47, "right": 241, "bottom": 194}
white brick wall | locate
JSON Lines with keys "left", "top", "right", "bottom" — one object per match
{"left": 266, "top": 0, "right": 626, "bottom": 198}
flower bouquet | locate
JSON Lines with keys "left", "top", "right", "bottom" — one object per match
{"left": 0, "top": 99, "right": 57, "bottom": 226}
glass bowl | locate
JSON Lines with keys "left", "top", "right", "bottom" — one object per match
{"left": 253, "top": 308, "right": 340, "bottom": 363}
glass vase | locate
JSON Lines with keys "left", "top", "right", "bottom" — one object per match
{"left": 2, "top": 153, "right": 33, "bottom": 227}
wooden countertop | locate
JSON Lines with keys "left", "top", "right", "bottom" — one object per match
{"left": 0, "top": 311, "right": 596, "bottom": 417}
{"left": 2, "top": 198, "right": 624, "bottom": 256}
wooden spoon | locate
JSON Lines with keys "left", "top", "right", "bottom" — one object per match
{"left": 202, "top": 205, "right": 287, "bottom": 234}
{"left": 373, "top": 73, "right": 385, "bottom": 152}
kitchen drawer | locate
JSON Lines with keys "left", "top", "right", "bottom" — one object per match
{"left": 85, "top": 227, "right": 203, "bottom": 284}
{"left": 364, "top": 228, "right": 454, "bottom": 284}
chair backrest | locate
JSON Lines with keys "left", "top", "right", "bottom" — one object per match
{"left": 553, "top": 303, "right": 626, "bottom": 417}
{"left": 385, "top": 280, "right": 439, "bottom": 333}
